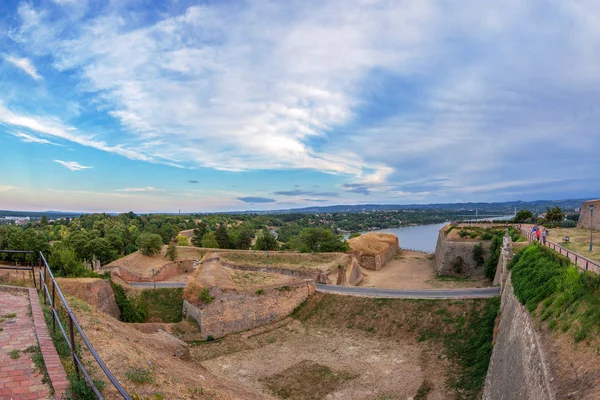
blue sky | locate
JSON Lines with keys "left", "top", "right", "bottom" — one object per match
{"left": 1, "top": 0, "right": 599, "bottom": 213}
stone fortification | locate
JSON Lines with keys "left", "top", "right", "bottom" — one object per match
{"left": 348, "top": 233, "right": 399, "bottom": 270}
{"left": 482, "top": 273, "right": 554, "bottom": 400}
{"left": 55, "top": 278, "right": 120, "bottom": 319}
{"left": 493, "top": 231, "right": 513, "bottom": 286}
{"left": 577, "top": 199, "right": 600, "bottom": 230}
{"left": 434, "top": 226, "right": 491, "bottom": 276}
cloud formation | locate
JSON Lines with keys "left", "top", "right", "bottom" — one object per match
{"left": 4, "top": 55, "right": 41, "bottom": 80}
{"left": 237, "top": 197, "right": 276, "bottom": 203}
{"left": 53, "top": 160, "right": 92, "bottom": 171}
{"left": 273, "top": 189, "right": 339, "bottom": 197}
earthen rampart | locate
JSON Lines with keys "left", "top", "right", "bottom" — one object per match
{"left": 183, "top": 280, "right": 314, "bottom": 339}
{"left": 348, "top": 233, "right": 399, "bottom": 270}
{"left": 109, "top": 260, "right": 193, "bottom": 282}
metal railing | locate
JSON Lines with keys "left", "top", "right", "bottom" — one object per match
{"left": 520, "top": 229, "right": 600, "bottom": 274}
{"left": 36, "top": 251, "right": 131, "bottom": 399}
{"left": 0, "top": 250, "right": 38, "bottom": 288}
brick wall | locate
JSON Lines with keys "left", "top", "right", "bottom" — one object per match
{"left": 183, "top": 281, "right": 314, "bottom": 339}
{"left": 354, "top": 237, "right": 400, "bottom": 271}
{"left": 577, "top": 199, "right": 600, "bottom": 230}
{"left": 434, "top": 229, "right": 491, "bottom": 276}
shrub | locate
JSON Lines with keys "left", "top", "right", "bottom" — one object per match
{"left": 125, "top": 363, "right": 155, "bottom": 384}
{"left": 452, "top": 257, "right": 465, "bottom": 275}
{"left": 484, "top": 236, "right": 502, "bottom": 280}
{"left": 472, "top": 242, "right": 485, "bottom": 267}
{"left": 199, "top": 288, "right": 214, "bottom": 304}
{"left": 176, "top": 235, "right": 190, "bottom": 246}
{"left": 256, "top": 289, "right": 264, "bottom": 295}
{"left": 110, "top": 281, "right": 148, "bottom": 323}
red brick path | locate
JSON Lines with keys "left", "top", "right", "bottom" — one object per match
{"left": 0, "top": 288, "right": 50, "bottom": 399}
{"left": 27, "top": 289, "right": 69, "bottom": 397}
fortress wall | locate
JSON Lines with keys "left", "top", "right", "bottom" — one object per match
{"left": 434, "top": 229, "right": 490, "bottom": 276}
{"left": 483, "top": 273, "right": 554, "bottom": 400}
{"left": 183, "top": 281, "right": 314, "bottom": 339}
{"left": 356, "top": 237, "right": 400, "bottom": 270}
{"left": 577, "top": 199, "right": 600, "bottom": 230}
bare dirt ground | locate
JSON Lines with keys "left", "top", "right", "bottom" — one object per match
{"left": 191, "top": 294, "right": 483, "bottom": 400}
{"left": 359, "top": 250, "right": 490, "bottom": 289}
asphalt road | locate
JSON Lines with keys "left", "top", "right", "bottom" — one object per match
{"left": 315, "top": 283, "right": 500, "bottom": 299}
{"left": 129, "top": 282, "right": 187, "bottom": 288}
{"left": 127, "top": 281, "right": 501, "bottom": 298}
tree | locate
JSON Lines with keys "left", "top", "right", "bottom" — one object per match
{"left": 49, "top": 243, "right": 85, "bottom": 277}
{"left": 513, "top": 210, "right": 533, "bottom": 223}
{"left": 166, "top": 241, "right": 178, "bottom": 261}
{"left": 546, "top": 206, "right": 565, "bottom": 222}
{"left": 40, "top": 215, "right": 49, "bottom": 226}
{"left": 235, "top": 229, "right": 252, "bottom": 250}
{"left": 254, "top": 229, "right": 279, "bottom": 251}
{"left": 215, "top": 224, "right": 231, "bottom": 249}
{"left": 201, "top": 232, "right": 219, "bottom": 248}
{"left": 176, "top": 235, "right": 190, "bottom": 246}
{"left": 289, "top": 228, "right": 349, "bottom": 253}
{"left": 472, "top": 242, "right": 485, "bottom": 267}
{"left": 138, "top": 233, "right": 163, "bottom": 256}
{"left": 349, "top": 232, "right": 361, "bottom": 239}
{"left": 84, "top": 238, "right": 116, "bottom": 265}
{"left": 191, "top": 223, "right": 207, "bottom": 247}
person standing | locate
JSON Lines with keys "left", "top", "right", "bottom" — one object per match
{"left": 536, "top": 228, "right": 541, "bottom": 242}
{"left": 542, "top": 229, "right": 547, "bottom": 245}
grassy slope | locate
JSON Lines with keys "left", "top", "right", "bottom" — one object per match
{"left": 511, "top": 243, "right": 600, "bottom": 342}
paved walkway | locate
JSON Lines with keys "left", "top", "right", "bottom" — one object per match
{"left": 0, "top": 288, "right": 50, "bottom": 399}
{"left": 316, "top": 283, "right": 500, "bottom": 298}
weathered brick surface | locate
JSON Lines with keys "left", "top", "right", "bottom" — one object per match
{"left": 482, "top": 274, "right": 554, "bottom": 400}
{"left": 184, "top": 281, "right": 314, "bottom": 339}
{"left": 0, "top": 286, "right": 53, "bottom": 399}
{"left": 577, "top": 199, "right": 600, "bottom": 230}
{"left": 355, "top": 239, "right": 399, "bottom": 270}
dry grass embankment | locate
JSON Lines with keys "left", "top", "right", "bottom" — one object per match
{"left": 348, "top": 233, "right": 398, "bottom": 256}
{"left": 545, "top": 227, "right": 600, "bottom": 264}
{"left": 105, "top": 246, "right": 206, "bottom": 277}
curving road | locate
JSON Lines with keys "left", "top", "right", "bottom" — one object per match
{"left": 129, "top": 282, "right": 187, "bottom": 288}
{"left": 316, "top": 283, "right": 500, "bottom": 299}
{"left": 127, "top": 281, "right": 501, "bottom": 298}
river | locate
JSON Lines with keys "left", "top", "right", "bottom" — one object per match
{"left": 349, "top": 215, "right": 514, "bottom": 254}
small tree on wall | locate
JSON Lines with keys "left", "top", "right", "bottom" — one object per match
{"left": 472, "top": 242, "right": 485, "bottom": 267}
{"left": 166, "top": 241, "right": 178, "bottom": 261}
{"left": 138, "top": 233, "right": 163, "bottom": 256}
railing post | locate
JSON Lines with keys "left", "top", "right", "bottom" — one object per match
{"left": 52, "top": 281, "right": 56, "bottom": 333}
{"left": 69, "top": 313, "right": 80, "bottom": 378}
{"left": 43, "top": 262, "right": 47, "bottom": 306}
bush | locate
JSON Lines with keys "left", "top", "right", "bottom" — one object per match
{"left": 199, "top": 288, "right": 214, "bottom": 304}
{"left": 110, "top": 281, "right": 148, "bottom": 323}
{"left": 558, "top": 220, "right": 577, "bottom": 228}
{"left": 472, "top": 242, "right": 485, "bottom": 267}
{"left": 137, "top": 233, "right": 163, "bottom": 256}
{"left": 452, "top": 257, "right": 465, "bottom": 275}
{"left": 484, "top": 236, "right": 502, "bottom": 280}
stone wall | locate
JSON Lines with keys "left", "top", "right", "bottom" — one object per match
{"left": 577, "top": 199, "right": 600, "bottom": 230}
{"left": 434, "top": 228, "right": 491, "bottom": 276}
{"left": 482, "top": 273, "right": 555, "bottom": 400}
{"left": 183, "top": 281, "right": 314, "bottom": 339}
{"left": 356, "top": 238, "right": 400, "bottom": 270}
{"left": 493, "top": 232, "right": 513, "bottom": 287}
{"left": 55, "top": 278, "right": 120, "bottom": 319}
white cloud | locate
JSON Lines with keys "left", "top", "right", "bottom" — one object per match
{"left": 53, "top": 160, "right": 92, "bottom": 171}
{"left": 0, "top": 186, "right": 17, "bottom": 192}
{"left": 116, "top": 187, "right": 165, "bottom": 193}
{"left": 4, "top": 55, "right": 41, "bottom": 80}
{"left": 9, "top": 131, "right": 60, "bottom": 146}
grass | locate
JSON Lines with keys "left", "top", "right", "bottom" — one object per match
{"left": 232, "top": 271, "right": 275, "bottom": 287}
{"left": 216, "top": 250, "right": 346, "bottom": 271}
{"left": 9, "top": 349, "right": 20, "bottom": 359}
{"left": 125, "top": 363, "right": 155, "bottom": 384}
{"left": 140, "top": 288, "right": 183, "bottom": 323}
{"left": 511, "top": 243, "right": 600, "bottom": 342}
{"left": 2, "top": 313, "right": 17, "bottom": 318}
{"left": 436, "top": 275, "right": 472, "bottom": 282}
{"left": 260, "top": 360, "right": 356, "bottom": 400}
{"left": 547, "top": 227, "right": 600, "bottom": 264}
{"left": 415, "top": 379, "right": 433, "bottom": 400}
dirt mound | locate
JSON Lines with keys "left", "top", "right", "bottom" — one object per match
{"left": 70, "top": 300, "right": 270, "bottom": 399}
{"left": 56, "top": 278, "right": 119, "bottom": 318}
{"left": 348, "top": 233, "right": 399, "bottom": 256}
{"left": 105, "top": 246, "right": 205, "bottom": 278}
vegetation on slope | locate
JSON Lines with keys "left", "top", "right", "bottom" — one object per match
{"left": 510, "top": 244, "right": 600, "bottom": 342}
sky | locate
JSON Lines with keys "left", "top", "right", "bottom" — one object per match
{"left": 1, "top": 0, "right": 599, "bottom": 213}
